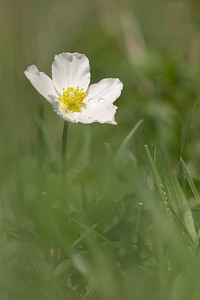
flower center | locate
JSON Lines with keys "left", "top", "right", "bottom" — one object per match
{"left": 57, "top": 86, "right": 87, "bottom": 113}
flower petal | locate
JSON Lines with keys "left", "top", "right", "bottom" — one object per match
{"left": 53, "top": 77, "right": 123, "bottom": 124}
{"left": 57, "top": 102, "right": 118, "bottom": 124}
{"left": 24, "top": 65, "right": 58, "bottom": 104}
{"left": 53, "top": 104, "right": 76, "bottom": 123}
{"left": 52, "top": 52, "right": 90, "bottom": 94}
{"left": 86, "top": 78, "right": 123, "bottom": 104}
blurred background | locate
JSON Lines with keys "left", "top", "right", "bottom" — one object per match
{"left": 1, "top": 0, "right": 200, "bottom": 299}
{"left": 1, "top": 0, "right": 200, "bottom": 161}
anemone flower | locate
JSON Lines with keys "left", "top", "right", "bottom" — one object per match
{"left": 24, "top": 52, "right": 123, "bottom": 125}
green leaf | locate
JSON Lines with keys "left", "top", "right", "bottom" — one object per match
{"left": 145, "top": 144, "right": 197, "bottom": 243}
{"left": 115, "top": 119, "right": 143, "bottom": 162}
{"left": 71, "top": 224, "right": 97, "bottom": 248}
{"left": 54, "top": 259, "right": 72, "bottom": 279}
{"left": 179, "top": 157, "right": 200, "bottom": 204}
{"left": 155, "top": 145, "right": 197, "bottom": 242}
{"left": 144, "top": 145, "right": 168, "bottom": 206}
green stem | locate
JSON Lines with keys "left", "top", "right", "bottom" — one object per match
{"left": 61, "top": 121, "right": 69, "bottom": 209}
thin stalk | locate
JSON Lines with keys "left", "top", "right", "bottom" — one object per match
{"left": 61, "top": 121, "right": 69, "bottom": 209}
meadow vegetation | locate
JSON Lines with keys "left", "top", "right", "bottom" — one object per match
{"left": 1, "top": 0, "right": 200, "bottom": 299}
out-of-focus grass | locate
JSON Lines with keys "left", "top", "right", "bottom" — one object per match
{"left": 1, "top": 0, "right": 200, "bottom": 299}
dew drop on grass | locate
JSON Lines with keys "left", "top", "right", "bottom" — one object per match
{"left": 167, "top": 262, "right": 171, "bottom": 271}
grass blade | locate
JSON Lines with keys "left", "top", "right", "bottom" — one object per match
{"left": 180, "top": 157, "right": 200, "bottom": 205}
{"left": 154, "top": 145, "right": 197, "bottom": 242}
{"left": 115, "top": 119, "right": 143, "bottom": 161}
{"left": 144, "top": 145, "right": 168, "bottom": 205}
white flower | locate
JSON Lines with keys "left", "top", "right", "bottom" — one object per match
{"left": 24, "top": 52, "right": 123, "bottom": 124}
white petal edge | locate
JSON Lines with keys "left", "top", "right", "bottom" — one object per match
{"left": 53, "top": 77, "right": 123, "bottom": 124}
{"left": 55, "top": 102, "right": 118, "bottom": 125}
{"left": 24, "top": 65, "right": 58, "bottom": 104}
{"left": 85, "top": 78, "right": 123, "bottom": 104}
{"left": 52, "top": 52, "right": 91, "bottom": 94}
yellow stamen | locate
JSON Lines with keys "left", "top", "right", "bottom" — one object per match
{"left": 57, "top": 86, "right": 87, "bottom": 113}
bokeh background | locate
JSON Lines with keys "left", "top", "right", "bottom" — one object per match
{"left": 1, "top": 0, "right": 200, "bottom": 299}
{"left": 2, "top": 0, "right": 200, "bottom": 162}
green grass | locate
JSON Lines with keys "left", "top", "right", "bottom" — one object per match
{"left": 1, "top": 0, "right": 200, "bottom": 299}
